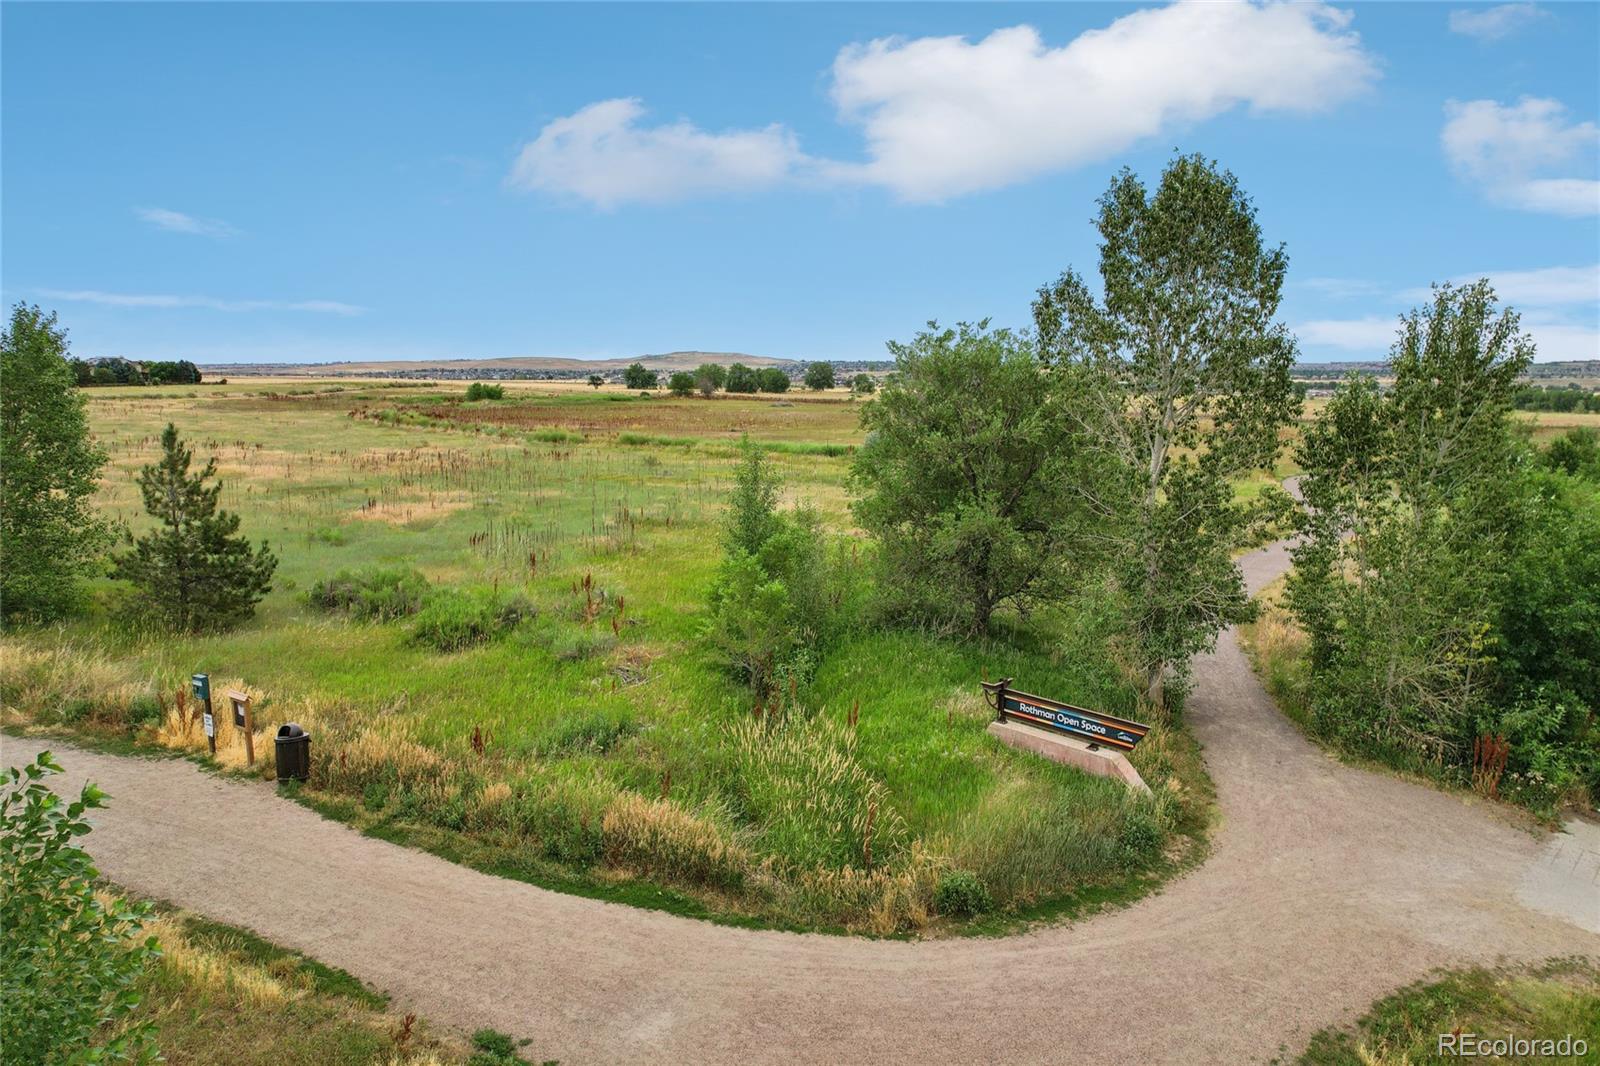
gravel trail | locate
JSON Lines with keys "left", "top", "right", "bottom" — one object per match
{"left": 6, "top": 538, "right": 1595, "bottom": 1064}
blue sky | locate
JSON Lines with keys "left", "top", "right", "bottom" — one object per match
{"left": 3, "top": 2, "right": 1596, "bottom": 365}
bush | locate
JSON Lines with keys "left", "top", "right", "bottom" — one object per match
{"left": 707, "top": 442, "right": 847, "bottom": 695}
{"left": 667, "top": 371, "right": 696, "bottom": 397}
{"left": 756, "top": 367, "right": 789, "bottom": 393}
{"left": 933, "top": 869, "right": 992, "bottom": 917}
{"left": 411, "top": 587, "right": 533, "bottom": 652}
{"left": 603, "top": 793, "right": 751, "bottom": 892}
{"left": 1, "top": 753, "right": 161, "bottom": 1065}
{"left": 465, "top": 382, "right": 505, "bottom": 401}
{"left": 538, "top": 708, "right": 636, "bottom": 755}
{"left": 307, "top": 566, "right": 430, "bottom": 621}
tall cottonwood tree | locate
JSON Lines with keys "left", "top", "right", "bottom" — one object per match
{"left": 0, "top": 305, "right": 109, "bottom": 624}
{"left": 112, "top": 423, "right": 277, "bottom": 632}
{"left": 1288, "top": 282, "right": 1534, "bottom": 760}
{"left": 1033, "top": 155, "right": 1297, "bottom": 709}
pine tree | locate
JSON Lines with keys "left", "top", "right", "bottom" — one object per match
{"left": 112, "top": 423, "right": 277, "bottom": 631}
{"left": 1, "top": 305, "right": 109, "bottom": 624}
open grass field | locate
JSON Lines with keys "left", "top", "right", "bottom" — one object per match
{"left": 3, "top": 380, "right": 1210, "bottom": 935}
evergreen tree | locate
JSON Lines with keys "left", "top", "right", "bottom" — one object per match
{"left": 1, "top": 305, "right": 109, "bottom": 624}
{"left": 111, "top": 423, "right": 277, "bottom": 631}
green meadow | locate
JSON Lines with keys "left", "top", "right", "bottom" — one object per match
{"left": 3, "top": 380, "right": 1209, "bottom": 934}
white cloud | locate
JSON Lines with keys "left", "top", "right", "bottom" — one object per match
{"left": 506, "top": 98, "right": 809, "bottom": 208}
{"left": 1447, "top": 3, "right": 1548, "bottom": 41}
{"left": 1442, "top": 97, "right": 1600, "bottom": 216}
{"left": 1302, "top": 265, "right": 1599, "bottom": 361}
{"left": 509, "top": 2, "right": 1378, "bottom": 207}
{"left": 39, "top": 289, "right": 364, "bottom": 315}
{"left": 826, "top": 3, "right": 1377, "bottom": 201}
{"left": 135, "top": 206, "right": 238, "bottom": 238}
{"left": 1295, "top": 315, "right": 1401, "bottom": 351}
{"left": 1301, "top": 277, "right": 1385, "bottom": 299}
{"left": 1400, "top": 264, "right": 1599, "bottom": 307}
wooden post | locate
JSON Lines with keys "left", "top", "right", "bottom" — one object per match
{"left": 228, "top": 690, "right": 255, "bottom": 767}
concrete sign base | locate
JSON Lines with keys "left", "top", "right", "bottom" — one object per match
{"left": 986, "top": 719, "right": 1152, "bottom": 794}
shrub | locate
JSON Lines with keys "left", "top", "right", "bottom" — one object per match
{"left": 667, "top": 371, "right": 696, "bottom": 397}
{"left": 537, "top": 708, "right": 636, "bottom": 755}
{"left": 708, "top": 442, "right": 847, "bottom": 695}
{"left": 508, "top": 776, "right": 611, "bottom": 866}
{"left": 933, "top": 869, "right": 992, "bottom": 917}
{"left": 622, "top": 363, "right": 658, "bottom": 390}
{"left": 307, "top": 566, "right": 429, "bottom": 622}
{"left": 725, "top": 715, "right": 906, "bottom": 873}
{"left": 411, "top": 587, "right": 533, "bottom": 652}
{"left": 756, "top": 367, "right": 789, "bottom": 393}
{"left": 465, "top": 382, "right": 505, "bottom": 401}
{"left": 1, "top": 753, "right": 161, "bottom": 1065}
{"left": 603, "top": 793, "right": 751, "bottom": 892}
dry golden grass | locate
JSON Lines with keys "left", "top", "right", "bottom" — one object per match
{"left": 602, "top": 792, "right": 753, "bottom": 892}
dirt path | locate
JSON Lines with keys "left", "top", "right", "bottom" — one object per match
{"left": 5, "top": 539, "right": 1596, "bottom": 1065}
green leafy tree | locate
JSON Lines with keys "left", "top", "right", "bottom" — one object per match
{"left": 803, "top": 362, "right": 836, "bottom": 391}
{"left": 851, "top": 321, "right": 1095, "bottom": 636}
{"left": 1, "top": 305, "right": 110, "bottom": 624}
{"left": 695, "top": 363, "right": 726, "bottom": 397}
{"left": 586, "top": 374, "right": 604, "bottom": 389}
{"left": 111, "top": 423, "right": 278, "bottom": 632}
{"left": 1033, "top": 155, "right": 1297, "bottom": 708}
{"left": 1289, "top": 282, "right": 1539, "bottom": 771}
{"left": 667, "top": 370, "right": 696, "bottom": 397}
{"left": 725, "top": 363, "right": 758, "bottom": 394}
{"left": 623, "top": 362, "right": 658, "bottom": 390}
{"left": 465, "top": 382, "right": 504, "bottom": 401}
{"left": 755, "top": 367, "right": 789, "bottom": 393}
{"left": 1542, "top": 426, "right": 1600, "bottom": 481}
{"left": 1, "top": 752, "right": 161, "bottom": 1065}
{"left": 851, "top": 373, "right": 876, "bottom": 397}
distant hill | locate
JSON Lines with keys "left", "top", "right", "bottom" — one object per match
{"left": 200, "top": 351, "right": 797, "bottom": 379}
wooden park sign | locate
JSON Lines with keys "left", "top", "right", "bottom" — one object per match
{"left": 981, "top": 678, "right": 1150, "bottom": 751}
{"left": 980, "top": 677, "right": 1151, "bottom": 792}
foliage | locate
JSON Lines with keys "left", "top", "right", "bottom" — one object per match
{"left": 1295, "top": 958, "right": 1600, "bottom": 1066}
{"left": 851, "top": 321, "right": 1095, "bottom": 636}
{"left": 933, "top": 869, "right": 991, "bottom": 917}
{"left": 724, "top": 363, "right": 758, "bottom": 394}
{"left": 410, "top": 587, "right": 533, "bottom": 652}
{"left": 1542, "top": 426, "right": 1600, "bottom": 480}
{"left": 586, "top": 374, "right": 604, "bottom": 389}
{"left": 1, "top": 752, "right": 161, "bottom": 1065}
{"left": 803, "top": 362, "right": 836, "bottom": 390}
{"left": 707, "top": 443, "right": 845, "bottom": 695}
{"left": 1512, "top": 384, "right": 1598, "bottom": 413}
{"left": 307, "top": 566, "right": 430, "bottom": 622}
{"left": 756, "top": 367, "right": 789, "bottom": 393}
{"left": 1288, "top": 283, "right": 1597, "bottom": 811}
{"left": 68, "top": 356, "right": 200, "bottom": 387}
{"left": 694, "top": 363, "right": 726, "bottom": 396}
{"left": 622, "top": 362, "right": 658, "bottom": 390}
{"left": 110, "top": 424, "right": 278, "bottom": 632}
{"left": 1033, "top": 154, "right": 1297, "bottom": 709}
{"left": 465, "top": 382, "right": 505, "bottom": 401}
{"left": 1, "top": 304, "right": 111, "bottom": 625}
{"left": 667, "top": 370, "right": 696, "bottom": 397}
{"left": 850, "top": 372, "right": 876, "bottom": 396}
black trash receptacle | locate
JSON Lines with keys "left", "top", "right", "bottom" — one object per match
{"left": 275, "top": 723, "right": 310, "bottom": 782}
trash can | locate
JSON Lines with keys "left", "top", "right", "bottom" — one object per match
{"left": 275, "top": 723, "right": 310, "bottom": 782}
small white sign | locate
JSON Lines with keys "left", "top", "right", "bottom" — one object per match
{"left": 202, "top": 712, "right": 215, "bottom": 739}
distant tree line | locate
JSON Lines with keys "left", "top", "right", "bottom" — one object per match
{"left": 69, "top": 355, "right": 202, "bottom": 386}
{"left": 1512, "top": 384, "right": 1598, "bottom": 413}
